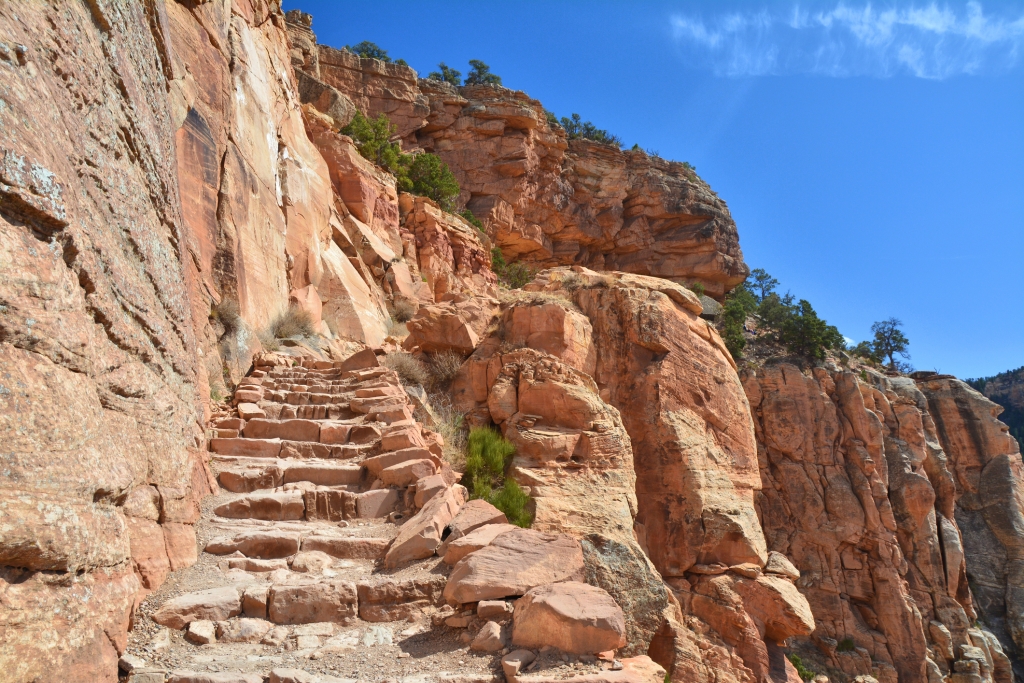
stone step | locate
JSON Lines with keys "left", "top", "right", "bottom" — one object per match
{"left": 210, "top": 438, "right": 374, "bottom": 460}
{"left": 216, "top": 461, "right": 363, "bottom": 493}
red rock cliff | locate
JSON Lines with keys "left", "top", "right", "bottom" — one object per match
{"left": 284, "top": 16, "right": 748, "bottom": 299}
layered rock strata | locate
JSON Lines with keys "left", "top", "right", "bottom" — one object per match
{"left": 284, "top": 14, "right": 748, "bottom": 298}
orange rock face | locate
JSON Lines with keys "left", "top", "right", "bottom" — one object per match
{"left": 285, "top": 21, "right": 748, "bottom": 299}
{"left": 743, "top": 364, "right": 1019, "bottom": 682}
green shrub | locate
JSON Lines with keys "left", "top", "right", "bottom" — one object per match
{"left": 559, "top": 113, "right": 622, "bottom": 148}
{"left": 464, "top": 428, "right": 532, "bottom": 527}
{"left": 345, "top": 41, "right": 392, "bottom": 62}
{"left": 428, "top": 62, "right": 461, "bottom": 86}
{"left": 779, "top": 299, "right": 845, "bottom": 360}
{"left": 465, "top": 428, "right": 516, "bottom": 499}
{"left": 837, "top": 638, "right": 855, "bottom": 652}
{"left": 465, "top": 59, "right": 501, "bottom": 86}
{"left": 722, "top": 297, "right": 747, "bottom": 359}
{"left": 490, "top": 479, "right": 532, "bottom": 528}
{"left": 459, "top": 209, "right": 484, "bottom": 231}
{"left": 687, "top": 282, "right": 705, "bottom": 297}
{"left": 399, "top": 153, "right": 460, "bottom": 212}
{"left": 491, "top": 247, "right": 535, "bottom": 289}
{"left": 271, "top": 306, "right": 316, "bottom": 339}
{"left": 787, "top": 654, "right": 815, "bottom": 682}
{"left": 545, "top": 110, "right": 560, "bottom": 128}
{"left": 344, "top": 113, "right": 462, "bottom": 212}
{"left": 341, "top": 111, "right": 403, "bottom": 174}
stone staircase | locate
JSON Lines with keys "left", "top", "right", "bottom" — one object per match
{"left": 117, "top": 352, "right": 486, "bottom": 683}
{"left": 116, "top": 350, "right": 666, "bottom": 683}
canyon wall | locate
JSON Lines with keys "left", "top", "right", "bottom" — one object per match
{"left": 0, "top": 4, "right": 1020, "bottom": 683}
{"left": 284, "top": 14, "right": 748, "bottom": 299}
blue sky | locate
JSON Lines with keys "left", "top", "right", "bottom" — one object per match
{"left": 285, "top": 0, "right": 1024, "bottom": 379}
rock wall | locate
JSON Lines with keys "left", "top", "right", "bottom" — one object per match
{"left": 0, "top": 2, "right": 209, "bottom": 679}
{"left": 0, "top": 2, "right": 400, "bottom": 680}
{"left": 284, "top": 15, "right": 748, "bottom": 299}
{"left": 743, "top": 365, "right": 1018, "bottom": 683}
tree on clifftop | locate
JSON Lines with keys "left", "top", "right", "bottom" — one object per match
{"left": 749, "top": 268, "right": 779, "bottom": 302}
{"left": 871, "top": 318, "right": 911, "bottom": 371}
{"left": 345, "top": 41, "right": 392, "bottom": 62}
{"left": 465, "top": 60, "right": 502, "bottom": 86}
{"left": 428, "top": 62, "right": 462, "bottom": 86}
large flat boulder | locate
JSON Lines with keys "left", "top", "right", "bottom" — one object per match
{"left": 152, "top": 587, "right": 241, "bottom": 629}
{"left": 443, "top": 528, "right": 585, "bottom": 603}
{"left": 438, "top": 499, "right": 509, "bottom": 554}
{"left": 511, "top": 581, "right": 626, "bottom": 655}
{"left": 213, "top": 492, "right": 305, "bottom": 521}
{"left": 442, "top": 523, "right": 519, "bottom": 565}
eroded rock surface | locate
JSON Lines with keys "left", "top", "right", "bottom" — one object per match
{"left": 285, "top": 19, "right": 747, "bottom": 298}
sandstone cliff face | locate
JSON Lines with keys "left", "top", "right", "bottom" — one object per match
{"left": 0, "top": 2, "right": 212, "bottom": 679}
{"left": 744, "top": 365, "right": 1018, "bottom": 683}
{"left": 284, "top": 16, "right": 748, "bottom": 299}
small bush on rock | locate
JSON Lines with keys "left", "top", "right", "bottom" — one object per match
{"left": 490, "top": 479, "right": 532, "bottom": 528}
{"left": 391, "top": 299, "right": 417, "bottom": 323}
{"left": 786, "top": 654, "right": 815, "bottom": 682}
{"left": 212, "top": 299, "right": 242, "bottom": 335}
{"left": 427, "top": 62, "right": 461, "bottom": 86}
{"left": 491, "top": 247, "right": 535, "bottom": 289}
{"left": 271, "top": 306, "right": 316, "bottom": 339}
{"left": 383, "top": 352, "right": 429, "bottom": 387}
{"left": 399, "top": 153, "right": 460, "bottom": 212}
{"left": 722, "top": 297, "right": 747, "bottom": 359}
{"left": 464, "top": 428, "right": 531, "bottom": 526}
{"left": 341, "top": 111, "right": 403, "bottom": 174}
{"left": 465, "top": 59, "right": 502, "bottom": 86}
{"left": 345, "top": 41, "right": 392, "bottom": 62}
{"left": 559, "top": 113, "right": 622, "bottom": 148}
{"left": 459, "top": 209, "right": 484, "bottom": 231}
{"left": 427, "top": 350, "right": 465, "bottom": 390}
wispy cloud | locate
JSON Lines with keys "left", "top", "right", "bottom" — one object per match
{"left": 670, "top": 2, "right": 1024, "bottom": 78}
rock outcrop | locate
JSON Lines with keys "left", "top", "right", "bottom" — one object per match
{"left": 284, "top": 18, "right": 748, "bottom": 299}
{"left": 744, "top": 364, "right": 1018, "bottom": 682}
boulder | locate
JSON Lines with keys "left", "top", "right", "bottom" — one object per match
{"left": 384, "top": 485, "right": 468, "bottom": 568}
{"left": 356, "top": 575, "right": 447, "bottom": 622}
{"left": 511, "top": 581, "right": 627, "bottom": 655}
{"left": 414, "top": 473, "right": 448, "bottom": 508}
{"left": 443, "top": 528, "right": 585, "bottom": 603}
{"left": 152, "top": 587, "right": 242, "bottom": 629}
{"left": 213, "top": 492, "right": 305, "bottom": 520}
{"left": 380, "top": 459, "right": 436, "bottom": 487}
{"left": 290, "top": 550, "right": 333, "bottom": 573}
{"left": 186, "top": 620, "right": 216, "bottom": 645}
{"left": 471, "top": 620, "right": 507, "bottom": 652}
{"left": 442, "top": 523, "right": 519, "bottom": 565}
{"left": 439, "top": 499, "right": 509, "bottom": 551}
{"left": 216, "top": 618, "right": 273, "bottom": 643}
{"left": 167, "top": 673, "right": 263, "bottom": 683}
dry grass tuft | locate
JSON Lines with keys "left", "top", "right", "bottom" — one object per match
{"left": 427, "top": 350, "right": 466, "bottom": 390}
{"left": 386, "top": 318, "right": 408, "bottom": 338}
{"left": 429, "top": 392, "right": 467, "bottom": 470}
{"left": 382, "top": 352, "right": 429, "bottom": 387}
{"left": 270, "top": 306, "right": 317, "bottom": 339}
{"left": 212, "top": 299, "right": 242, "bottom": 335}
{"left": 392, "top": 299, "right": 418, "bottom": 323}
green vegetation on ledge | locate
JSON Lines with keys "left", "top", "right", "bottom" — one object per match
{"left": 464, "top": 428, "right": 532, "bottom": 527}
{"left": 342, "top": 111, "right": 460, "bottom": 211}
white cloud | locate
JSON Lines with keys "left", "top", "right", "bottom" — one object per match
{"left": 669, "top": 2, "right": 1024, "bottom": 78}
